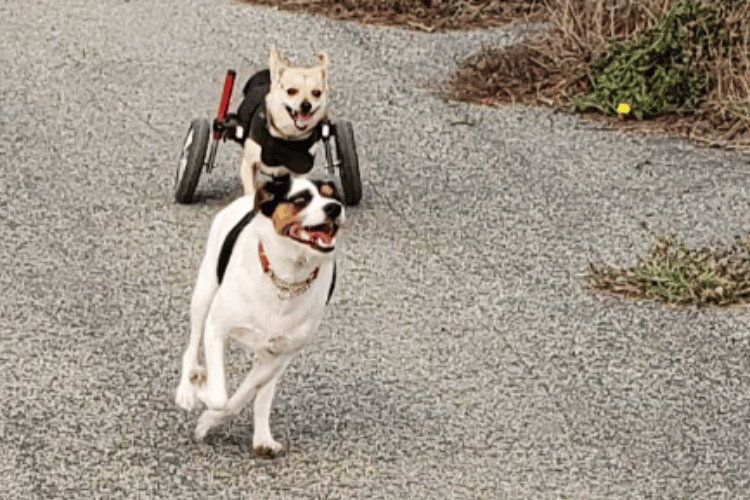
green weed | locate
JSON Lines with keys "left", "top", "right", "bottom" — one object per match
{"left": 587, "top": 235, "right": 750, "bottom": 307}
{"left": 573, "top": 0, "right": 726, "bottom": 119}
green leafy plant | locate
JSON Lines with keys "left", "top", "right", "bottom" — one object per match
{"left": 574, "top": 0, "right": 726, "bottom": 119}
{"left": 587, "top": 235, "right": 750, "bottom": 307}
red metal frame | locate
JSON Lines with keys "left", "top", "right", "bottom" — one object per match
{"left": 214, "top": 70, "right": 236, "bottom": 140}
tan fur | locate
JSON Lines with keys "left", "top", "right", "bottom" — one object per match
{"left": 270, "top": 202, "right": 301, "bottom": 234}
{"left": 240, "top": 48, "right": 330, "bottom": 196}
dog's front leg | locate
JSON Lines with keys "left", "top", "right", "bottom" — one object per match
{"left": 195, "top": 320, "right": 229, "bottom": 411}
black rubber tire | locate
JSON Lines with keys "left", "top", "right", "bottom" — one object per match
{"left": 175, "top": 118, "right": 210, "bottom": 204}
{"left": 334, "top": 121, "right": 362, "bottom": 206}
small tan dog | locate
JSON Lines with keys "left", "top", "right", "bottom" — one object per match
{"left": 238, "top": 48, "right": 330, "bottom": 196}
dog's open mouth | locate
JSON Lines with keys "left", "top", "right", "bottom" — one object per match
{"left": 286, "top": 106, "right": 318, "bottom": 131}
{"left": 284, "top": 221, "right": 337, "bottom": 252}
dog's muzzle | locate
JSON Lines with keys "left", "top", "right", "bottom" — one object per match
{"left": 286, "top": 104, "right": 319, "bottom": 131}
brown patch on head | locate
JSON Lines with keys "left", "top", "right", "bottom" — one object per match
{"left": 270, "top": 201, "right": 301, "bottom": 236}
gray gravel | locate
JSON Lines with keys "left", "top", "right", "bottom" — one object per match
{"left": 3, "top": 0, "right": 750, "bottom": 498}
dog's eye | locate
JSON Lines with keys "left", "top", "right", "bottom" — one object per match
{"left": 311, "top": 89, "right": 322, "bottom": 99}
{"left": 290, "top": 194, "right": 310, "bottom": 207}
{"left": 287, "top": 88, "right": 299, "bottom": 96}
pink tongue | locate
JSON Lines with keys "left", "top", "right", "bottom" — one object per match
{"left": 310, "top": 230, "right": 332, "bottom": 245}
{"left": 295, "top": 113, "right": 312, "bottom": 127}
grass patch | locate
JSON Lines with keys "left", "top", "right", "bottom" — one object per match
{"left": 241, "top": 0, "right": 544, "bottom": 31}
{"left": 587, "top": 235, "right": 750, "bottom": 307}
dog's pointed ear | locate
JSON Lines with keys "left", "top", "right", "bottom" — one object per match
{"left": 268, "top": 47, "right": 285, "bottom": 84}
{"left": 316, "top": 52, "right": 330, "bottom": 70}
{"left": 315, "top": 51, "right": 330, "bottom": 79}
{"left": 255, "top": 174, "right": 291, "bottom": 217}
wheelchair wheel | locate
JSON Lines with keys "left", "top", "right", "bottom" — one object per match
{"left": 175, "top": 118, "right": 210, "bottom": 204}
{"left": 334, "top": 121, "right": 362, "bottom": 206}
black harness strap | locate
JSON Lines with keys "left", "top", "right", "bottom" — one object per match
{"left": 327, "top": 263, "right": 336, "bottom": 305}
{"left": 236, "top": 69, "right": 271, "bottom": 143}
{"left": 250, "top": 107, "right": 319, "bottom": 174}
{"left": 217, "top": 209, "right": 258, "bottom": 284}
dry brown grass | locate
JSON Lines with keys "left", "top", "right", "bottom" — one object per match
{"left": 689, "top": 2, "right": 750, "bottom": 147}
{"left": 446, "top": 0, "right": 667, "bottom": 105}
{"left": 446, "top": 0, "right": 750, "bottom": 151}
{"left": 241, "top": 0, "right": 544, "bottom": 31}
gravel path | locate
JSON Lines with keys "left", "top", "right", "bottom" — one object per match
{"left": 2, "top": 0, "right": 749, "bottom": 499}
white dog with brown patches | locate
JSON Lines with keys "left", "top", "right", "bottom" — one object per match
{"left": 175, "top": 174, "right": 344, "bottom": 456}
{"left": 238, "top": 48, "right": 330, "bottom": 196}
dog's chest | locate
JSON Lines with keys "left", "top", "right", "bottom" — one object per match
{"left": 230, "top": 303, "right": 321, "bottom": 355}
{"left": 220, "top": 274, "right": 326, "bottom": 353}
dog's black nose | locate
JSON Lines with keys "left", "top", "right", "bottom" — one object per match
{"left": 324, "top": 202, "right": 341, "bottom": 219}
{"left": 300, "top": 100, "right": 312, "bottom": 113}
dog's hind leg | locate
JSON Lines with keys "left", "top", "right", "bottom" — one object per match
{"left": 240, "top": 141, "right": 262, "bottom": 197}
{"left": 175, "top": 266, "right": 218, "bottom": 411}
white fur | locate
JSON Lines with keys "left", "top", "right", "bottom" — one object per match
{"left": 175, "top": 178, "right": 342, "bottom": 455}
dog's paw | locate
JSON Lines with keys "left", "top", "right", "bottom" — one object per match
{"left": 175, "top": 378, "right": 198, "bottom": 411}
{"left": 188, "top": 366, "right": 206, "bottom": 386}
{"left": 194, "top": 409, "right": 230, "bottom": 440}
{"left": 253, "top": 438, "right": 283, "bottom": 458}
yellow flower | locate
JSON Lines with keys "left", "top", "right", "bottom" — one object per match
{"left": 617, "top": 103, "right": 630, "bottom": 114}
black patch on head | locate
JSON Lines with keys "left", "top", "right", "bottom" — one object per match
{"left": 257, "top": 175, "right": 292, "bottom": 217}
{"left": 288, "top": 189, "right": 313, "bottom": 209}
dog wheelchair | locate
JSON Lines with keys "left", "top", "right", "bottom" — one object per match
{"left": 175, "top": 69, "right": 362, "bottom": 206}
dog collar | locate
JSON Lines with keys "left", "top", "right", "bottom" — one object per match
{"left": 258, "top": 242, "right": 319, "bottom": 299}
